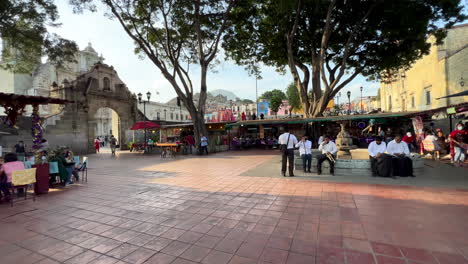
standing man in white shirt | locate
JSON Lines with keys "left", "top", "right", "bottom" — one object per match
{"left": 387, "top": 135, "right": 414, "bottom": 177}
{"left": 295, "top": 136, "right": 312, "bottom": 173}
{"left": 317, "top": 135, "right": 338, "bottom": 175}
{"left": 278, "top": 127, "right": 298, "bottom": 177}
{"left": 368, "top": 136, "right": 393, "bottom": 178}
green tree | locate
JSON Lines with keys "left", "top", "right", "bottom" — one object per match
{"left": 260, "top": 89, "right": 286, "bottom": 100}
{"left": 270, "top": 95, "right": 283, "bottom": 117}
{"left": 223, "top": 0, "right": 465, "bottom": 117}
{"left": 72, "top": 0, "right": 236, "bottom": 145}
{"left": 0, "top": 0, "right": 78, "bottom": 73}
{"left": 286, "top": 82, "right": 301, "bottom": 114}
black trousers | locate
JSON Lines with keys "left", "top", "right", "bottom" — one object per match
{"left": 281, "top": 149, "right": 295, "bottom": 175}
{"left": 370, "top": 154, "right": 393, "bottom": 177}
{"left": 317, "top": 154, "right": 335, "bottom": 173}
{"left": 392, "top": 156, "right": 413, "bottom": 177}
{"left": 200, "top": 146, "right": 208, "bottom": 155}
{"left": 301, "top": 154, "right": 312, "bottom": 171}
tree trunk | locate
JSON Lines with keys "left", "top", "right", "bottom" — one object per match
{"left": 192, "top": 111, "right": 208, "bottom": 149}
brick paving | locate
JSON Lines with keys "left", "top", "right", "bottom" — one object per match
{"left": 1, "top": 150, "right": 468, "bottom": 264}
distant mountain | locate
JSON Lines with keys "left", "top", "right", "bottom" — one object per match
{"left": 209, "top": 89, "right": 238, "bottom": 101}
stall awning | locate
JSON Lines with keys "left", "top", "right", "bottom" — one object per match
{"left": 225, "top": 102, "right": 468, "bottom": 128}
{"left": 225, "top": 112, "right": 415, "bottom": 128}
{"left": 436, "top": 90, "right": 468, "bottom": 99}
{"left": 130, "top": 121, "right": 160, "bottom": 130}
{"left": 0, "top": 92, "right": 73, "bottom": 105}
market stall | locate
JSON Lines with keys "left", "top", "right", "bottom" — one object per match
{"left": 0, "top": 92, "right": 71, "bottom": 195}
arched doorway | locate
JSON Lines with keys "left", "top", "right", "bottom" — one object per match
{"left": 94, "top": 107, "right": 121, "bottom": 150}
{"left": 87, "top": 100, "right": 133, "bottom": 153}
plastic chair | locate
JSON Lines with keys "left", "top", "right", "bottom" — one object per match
{"left": 23, "top": 161, "right": 32, "bottom": 169}
{"left": 77, "top": 157, "right": 88, "bottom": 182}
{"left": 73, "top": 156, "right": 80, "bottom": 166}
{"left": 49, "top": 161, "right": 60, "bottom": 183}
{"left": 10, "top": 168, "right": 37, "bottom": 206}
{"left": 422, "top": 140, "right": 437, "bottom": 159}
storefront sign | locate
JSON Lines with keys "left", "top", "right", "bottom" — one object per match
{"left": 446, "top": 107, "right": 456, "bottom": 114}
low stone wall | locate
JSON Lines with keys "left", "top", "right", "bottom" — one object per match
{"left": 294, "top": 149, "right": 424, "bottom": 176}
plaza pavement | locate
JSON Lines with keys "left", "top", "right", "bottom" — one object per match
{"left": 0, "top": 150, "right": 468, "bottom": 264}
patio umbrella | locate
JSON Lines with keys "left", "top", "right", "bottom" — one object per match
{"left": 436, "top": 90, "right": 468, "bottom": 100}
{"left": 130, "top": 121, "right": 160, "bottom": 130}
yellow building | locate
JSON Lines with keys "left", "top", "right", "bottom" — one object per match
{"left": 380, "top": 24, "right": 468, "bottom": 112}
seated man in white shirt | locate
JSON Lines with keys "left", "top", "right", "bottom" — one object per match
{"left": 295, "top": 136, "right": 312, "bottom": 173}
{"left": 317, "top": 135, "right": 338, "bottom": 175}
{"left": 368, "top": 136, "right": 394, "bottom": 178}
{"left": 387, "top": 135, "right": 414, "bottom": 177}
{"left": 278, "top": 127, "right": 298, "bottom": 177}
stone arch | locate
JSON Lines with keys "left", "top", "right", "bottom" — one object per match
{"left": 86, "top": 98, "right": 135, "bottom": 152}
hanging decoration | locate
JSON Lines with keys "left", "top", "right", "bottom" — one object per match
{"left": 1, "top": 101, "right": 27, "bottom": 127}
{"left": 31, "top": 104, "right": 45, "bottom": 161}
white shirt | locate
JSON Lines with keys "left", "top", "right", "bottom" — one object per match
{"left": 319, "top": 141, "right": 337, "bottom": 155}
{"left": 201, "top": 136, "right": 208, "bottom": 146}
{"left": 295, "top": 140, "right": 312, "bottom": 155}
{"left": 368, "top": 141, "right": 387, "bottom": 157}
{"left": 387, "top": 140, "right": 410, "bottom": 155}
{"left": 278, "top": 133, "right": 298, "bottom": 149}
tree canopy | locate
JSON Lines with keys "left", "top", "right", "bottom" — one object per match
{"left": 260, "top": 89, "right": 286, "bottom": 101}
{"left": 223, "top": 0, "right": 466, "bottom": 117}
{"left": 270, "top": 96, "right": 283, "bottom": 115}
{"left": 71, "top": 0, "right": 236, "bottom": 144}
{"left": 286, "top": 82, "right": 301, "bottom": 113}
{"left": 0, "top": 0, "right": 77, "bottom": 73}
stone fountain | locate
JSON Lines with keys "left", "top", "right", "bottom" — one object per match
{"left": 335, "top": 123, "right": 357, "bottom": 159}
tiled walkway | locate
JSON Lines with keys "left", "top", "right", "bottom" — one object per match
{"left": 1, "top": 151, "right": 468, "bottom": 264}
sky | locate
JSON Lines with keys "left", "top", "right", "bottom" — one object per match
{"left": 47, "top": 2, "right": 379, "bottom": 104}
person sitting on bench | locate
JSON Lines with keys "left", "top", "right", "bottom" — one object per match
{"left": 368, "top": 136, "right": 394, "bottom": 178}
{"left": 387, "top": 135, "right": 414, "bottom": 177}
{"left": 317, "top": 136, "right": 337, "bottom": 176}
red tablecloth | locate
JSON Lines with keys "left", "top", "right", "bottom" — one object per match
{"left": 32, "top": 163, "right": 49, "bottom": 194}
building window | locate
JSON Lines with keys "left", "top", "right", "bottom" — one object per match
{"left": 186, "top": 115, "right": 188, "bottom": 120}
{"left": 157, "top": 112, "right": 160, "bottom": 120}
{"left": 170, "top": 113, "right": 173, "bottom": 120}
{"left": 176, "top": 114, "right": 179, "bottom": 120}
{"left": 103, "top": 77, "right": 111, "bottom": 91}
{"left": 425, "top": 91, "right": 431, "bottom": 105}
{"left": 411, "top": 96, "right": 415, "bottom": 108}
{"left": 388, "top": 96, "right": 392, "bottom": 110}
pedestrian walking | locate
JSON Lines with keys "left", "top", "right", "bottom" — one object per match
{"left": 278, "top": 127, "right": 298, "bottom": 177}
{"left": 186, "top": 134, "right": 195, "bottom": 154}
{"left": 110, "top": 135, "right": 117, "bottom": 155}
{"left": 94, "top": 137, "right": 100, "bottom": 153}
{"left": 200, "top": 135, "right": 209, "bottom": 155}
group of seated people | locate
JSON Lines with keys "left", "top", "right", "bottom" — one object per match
{"left": 368, "top": 135, "right": 414, "bottom": 178}
{"left": 0, "top": 153, "right": 25, "bottom": 203}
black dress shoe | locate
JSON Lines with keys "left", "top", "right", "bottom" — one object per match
{"left": 307, "top": 170, "right": 311, "bottom": 173}
{"left": 282, "top": 172, "right": 286, "bottom": 177}
{"left": 317, "top": 171, "right": 321, "bottom": 175}
{"left": 289, "top": 174, "right": 295, "bottom": 177}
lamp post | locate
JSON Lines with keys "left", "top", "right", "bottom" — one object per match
{"left": 138, "top": 91, "right": 151, "bottom": 152}
{"left": 347, "top": 91, "right": 351, "bottom": 115}
{"left": 360, "top": 86, "right": 363, "bottom": 113}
